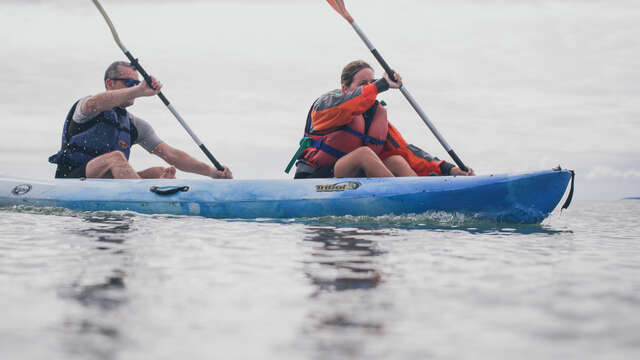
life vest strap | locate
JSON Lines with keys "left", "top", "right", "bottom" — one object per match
{"left": 311, "top": 138, "right": 347, "bottom": 159}
{"left": 341, "top": 126, "right": 386, "bottom": 146}
{"left": 284, "top": 137, "right": 314, "bottom": 174}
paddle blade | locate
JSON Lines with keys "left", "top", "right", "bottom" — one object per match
{"left": 326, "top": 0, "right": 354, "bottom": 23}
{"left": 92, "top": 0, "right": 125, "bottom": 50}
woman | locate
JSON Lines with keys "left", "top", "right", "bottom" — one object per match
{"left": 290, "top": 60, "right": 473, "bottom": 179}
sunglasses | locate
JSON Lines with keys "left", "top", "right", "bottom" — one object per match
{"left": 110, "top": 78, "right": 141, "bottom": 87}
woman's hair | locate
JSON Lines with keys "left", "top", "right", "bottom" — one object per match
{"left": 341, "top": 60, "right": 372, "bottom": 87}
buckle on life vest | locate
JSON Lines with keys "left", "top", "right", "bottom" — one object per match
{"left": 285, "top": 137, "right": 313, "bottom": 174}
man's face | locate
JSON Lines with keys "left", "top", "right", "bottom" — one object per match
{"left": 342, "top": 67, "right": 375, "bottom": 93}
{"left": 105, "top": 66, "right": 139, "bottom": 108}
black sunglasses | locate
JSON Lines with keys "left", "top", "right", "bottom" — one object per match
{"left": 110, "top": 78, "right": 141, "bottom": 87}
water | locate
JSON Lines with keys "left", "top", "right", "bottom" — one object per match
{"left": 1, "top": 200, "right": 639, "bottom": 360}
{"left": 1, "top": 0, "right": 640, "bottom": 359}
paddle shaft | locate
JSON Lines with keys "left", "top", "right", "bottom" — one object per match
{"left": 91, "top": 0, "right": 223, "bottom": 171}
{"left": 350, "top": 20, "right": 469, "bottom": 172}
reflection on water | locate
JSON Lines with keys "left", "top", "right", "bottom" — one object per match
{"left": 78, "top": 215, "right": 133, "bottom": 248}
{"left": 303, "top": 226, "right": 385, "bottom": 294}
{"left": 61, "top": 271, "right": 126, "bottom": 357}
{"left": 58, "top": 215, "right": 134, "bottom": 360}
{"left": 60, "top": 273, "right": 126, "bottom": 360}
{"left": 67, "top": 272, "right": 127, "bottom": 311}
{"left": 300, "top": 226, "right": 390, "bottom": 356}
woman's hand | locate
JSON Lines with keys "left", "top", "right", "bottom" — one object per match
{"left": 384, "top": 71, "right": 403, "bottom": 88}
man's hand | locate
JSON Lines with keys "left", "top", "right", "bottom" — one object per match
{"left": 384, "top": 71, "right": 403, "bottom": 88}
{"left": 153, "top": 143, "right": 233, "bottom": 179}
{"left": 134, "top": 76, "right": 162, "bottom": 97}
{"left": 450, "top": 167, "right": 475, "bottom": 176}
{"left": 209, "top": 166, "right": 233, "bottom": 179}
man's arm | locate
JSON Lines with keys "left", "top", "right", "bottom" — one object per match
{"left": 152, "top": 142, "right": 232, "bottom": 179}
{"left": 80, "top": 77, "right": 162, "bottom": 118}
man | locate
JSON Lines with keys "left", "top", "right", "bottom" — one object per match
{"left": 290, "top": 59, "right": 473, "bottom": 178}
{"left": 49, "top": 61, "right": 232, "bottom": 179}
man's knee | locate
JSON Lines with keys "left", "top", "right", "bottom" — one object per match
{"left": 91, "top": 151, "right": 129, "bottom": 169}
{"left": 106, "top": 151, "right": 128, "bottom": 164}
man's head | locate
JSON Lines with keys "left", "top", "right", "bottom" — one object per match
{"left": 104, "top": 61, "right": 141, "bottom": 107}
{"left": 341, "top": 60, "right": 374, "bottom": 93}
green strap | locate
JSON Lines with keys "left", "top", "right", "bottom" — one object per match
{"left": 285, "top": 137, "right": 313, "bottom": 174}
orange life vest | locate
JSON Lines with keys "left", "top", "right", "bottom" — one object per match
{"left": 300, "top": 102, "right": 388, "bottom": 168}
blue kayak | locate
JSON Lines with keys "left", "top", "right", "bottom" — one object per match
{"left": 0, "top": 169, "right": 573, "bottom": 223}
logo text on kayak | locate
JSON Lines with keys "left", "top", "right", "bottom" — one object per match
{"left": 316, "top": 181, "right": 361, "bottom": 192}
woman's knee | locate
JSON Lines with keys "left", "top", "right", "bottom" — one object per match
{"left": 352, "top": 146, "right": 378, "bottom": 160}
{"left": 383, "top": 155, "right": 404, "bottom": 166}
{"left": 383, "top": 155, "right": 416, "bottom": 177}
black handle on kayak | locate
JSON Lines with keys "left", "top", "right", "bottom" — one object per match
{"left": 150, "top": 185, "right": 190, "bottom": 196}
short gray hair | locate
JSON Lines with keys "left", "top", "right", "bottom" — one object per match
{"left": 104, "top": 61, "right": 133, "bottom": 81}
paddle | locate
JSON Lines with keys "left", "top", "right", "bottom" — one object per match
{"left": 326, "top": 0, "right": 470, "bottom": 172}
{"left": 91, "top": 0, "right": 224, "bottom": 171}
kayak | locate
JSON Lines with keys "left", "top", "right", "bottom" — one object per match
{"left": 0, "top": 168, "right": 573, "bottom": 223}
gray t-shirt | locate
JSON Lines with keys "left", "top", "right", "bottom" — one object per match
{"left": 73, "top": 96, "right": 163, "bottom": 153}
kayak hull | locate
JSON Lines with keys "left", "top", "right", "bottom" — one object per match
{"left": 0, "top": 169, "right": 572, "bottom": 223}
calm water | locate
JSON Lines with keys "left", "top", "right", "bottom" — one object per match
{"left": 2, "top": 0, "right": 640, "bottom": 359}
{"left": 1, "top": 200, "right": 640, "bottom": 360}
